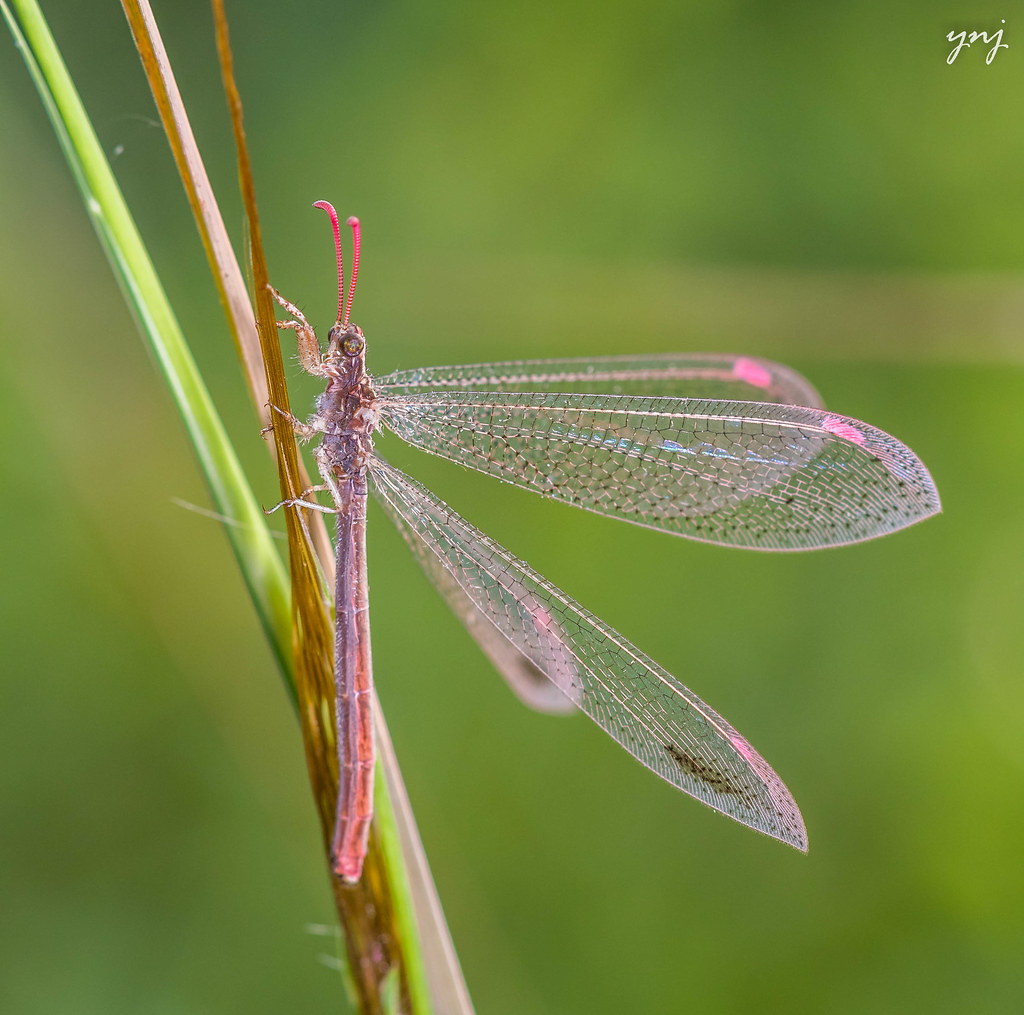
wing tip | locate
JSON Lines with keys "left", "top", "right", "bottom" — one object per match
{"left": 755, "top": 797, "right": 808, "bottom": 854}
{"left": 779, "top": 820, "right": 810, "bottom": 854}
{"left": 759, "top": 795, "right": 809, "bottom": 854}
{"left": 725, "top": 731, "right": 808, "bottom": 852}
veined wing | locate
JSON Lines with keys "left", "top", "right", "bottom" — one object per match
{"left": 402, "top": 530, "right": 576, "bottom": 714}
{"left": 378, "top": 392, "right": 940, "bottom": 551}
{"left": 375, "top": 354, "right": 823, "bottom": 406}
{"left": 370, "top": 457, "right": 807, "bottom": 850}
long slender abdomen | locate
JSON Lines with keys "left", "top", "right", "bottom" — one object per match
{"left": 331, "top": 476, "right": 374, "bottom": 882}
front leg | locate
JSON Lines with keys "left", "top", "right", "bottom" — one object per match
{"left": 269, "top": 285, "right": 330, "bottom": 378}
{"left": 260, "top": 403, "right": 326, "bottom": 443}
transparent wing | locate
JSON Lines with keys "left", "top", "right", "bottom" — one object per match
{"left": 378, "top": 392, "right": 940, "bottom": 550}
{"left": 375, "top": 353, "right": 823, "bottom": 406}
{"left": 370, "top": 456, "right": 807, "bottom": 851}
{"left": 404, "top": 531, "right": 576, "bottom": 714}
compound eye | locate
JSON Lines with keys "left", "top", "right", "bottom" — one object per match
{"left": 342, "top": 334, "right": 365, "bottom": 356}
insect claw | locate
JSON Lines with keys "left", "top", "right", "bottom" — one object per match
{"left": 267, "top": 284, "right": 310, "bottom": 325}
{"left": 264, "top": 494, "right": 337, "bottom": 516}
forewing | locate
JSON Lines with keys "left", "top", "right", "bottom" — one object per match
{"left": 375, "top": 354, "right": 823, "bottom": 406}
{"left": 370, "top": 457, "right": 807, "bottom": 850}
{"left": 378, "top": 392, "right": 940, "bottom": 550}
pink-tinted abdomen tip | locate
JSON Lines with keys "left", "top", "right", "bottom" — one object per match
{"left": 346, "top": 215, "right": 360, "bottom": 228}
{"left": 334, "top": 856, "right": 364, "bottom": 884}
{"left": 732, "top": 357, "right": 773, "bottom": 390}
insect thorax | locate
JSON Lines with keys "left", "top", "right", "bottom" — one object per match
{"left": 315, "top": 365, "right": 378, "bottom": 481}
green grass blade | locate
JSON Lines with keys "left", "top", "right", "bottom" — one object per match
{"left": 3, "top": 0, "right": 294, "bottom": 692}
{"left": 5, "top": 3, "right": 470, "bottom": 1010}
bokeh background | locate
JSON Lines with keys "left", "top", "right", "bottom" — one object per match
{"left": 2, "top": 2, "right": 1022, "bottom": 1012}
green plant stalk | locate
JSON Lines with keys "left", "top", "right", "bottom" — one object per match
{"left": 3, "top": 0, "right": 294, "bottom": 694}
{"left": 5, "top": 4, "right": 438, "bottom": 1011}
{"left": 373, "top": 753, "right": 429, "bottom": 1008}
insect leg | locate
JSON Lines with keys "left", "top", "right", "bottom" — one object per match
{"left": 268, "top": 285, "right": 330, "bottom": 377}
{"left": 260, "top": 403, "right": 325, "bottom": 442}
{"left": 264, "top": 491, "right": 337, "bottom": 515}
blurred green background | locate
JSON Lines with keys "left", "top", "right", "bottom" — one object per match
{"left": 2, "top": 2, "right": 1022, "bottom": 1012}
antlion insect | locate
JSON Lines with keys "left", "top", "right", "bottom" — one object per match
{"left": 269, "top": 201, "right": 940, "bottom": 883}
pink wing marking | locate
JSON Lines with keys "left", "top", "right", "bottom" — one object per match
{"left": 732, "top": 357, "right": 773, "bottom": 390}
{"left": 820, "top": 415, "right": 867, "bottom": 446}
{"left": 729, "top": 733, "right": 757, "bottom": 764}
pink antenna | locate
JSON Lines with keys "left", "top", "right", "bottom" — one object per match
{"left": 313, "top": 200, "right": 345, "bottom": 325}
{"left": 344, "top": 216, "right": 361, "bottom": 327}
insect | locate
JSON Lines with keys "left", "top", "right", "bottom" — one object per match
{"left": 270, "top": 201, "right": 941, "bottom": 883}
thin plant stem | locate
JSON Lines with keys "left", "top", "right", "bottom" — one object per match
{"left": 4, "top": 1, "right": 469, "bottom": 1011}
{"left": 2, "top": 0, "right": 293, "bottom": 685}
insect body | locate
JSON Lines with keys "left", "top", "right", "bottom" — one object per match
{"left": 272, "top": 201, "right": 941, "bottom": 883}
{"left": 270, "top": 220, "right": 381, "bottom": 881}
